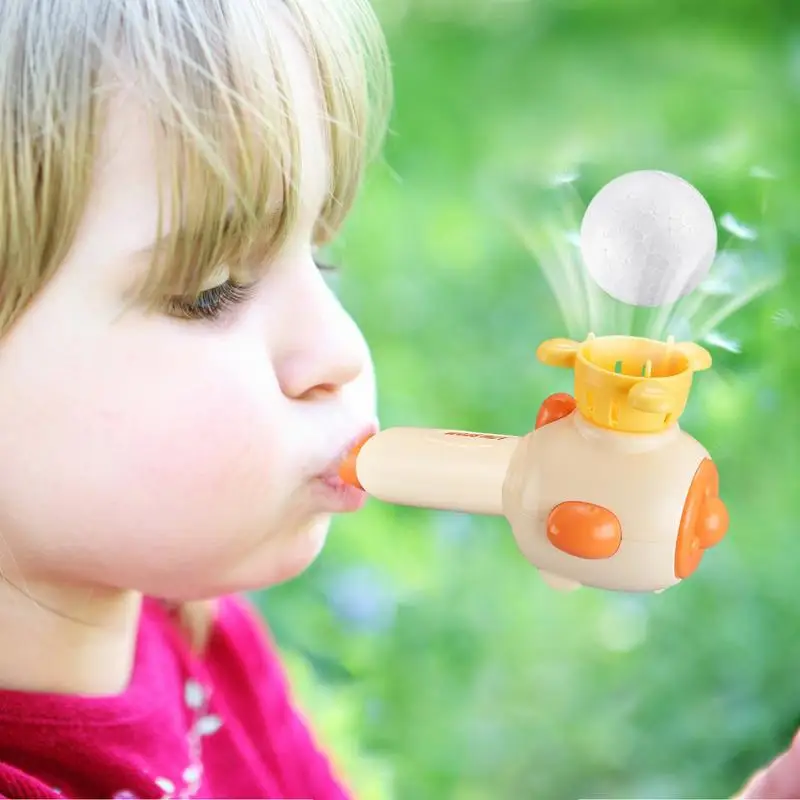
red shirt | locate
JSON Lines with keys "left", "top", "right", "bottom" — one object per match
{"left": 0, "top": 596, "right": 350, "bottom": 799}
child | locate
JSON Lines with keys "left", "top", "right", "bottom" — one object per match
{"left": 0, "top": 0, "right": 390, "bottom": 797}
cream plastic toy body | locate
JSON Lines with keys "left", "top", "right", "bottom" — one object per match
{"left": 339, "top": 334, "right": 729, "bottom": 593}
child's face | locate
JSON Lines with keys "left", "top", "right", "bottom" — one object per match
{"left": 0, "top": 35, "right": 376, "bottom": 601}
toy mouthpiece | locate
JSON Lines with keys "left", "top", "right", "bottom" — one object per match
{"left": 338, "top": 434, "right": 374, "bottom": 489}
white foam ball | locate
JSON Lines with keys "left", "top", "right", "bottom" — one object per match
{"left": 579, "top": 170, "right": 718, "bottom": 307}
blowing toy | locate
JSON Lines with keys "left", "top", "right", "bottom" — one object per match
{"left": 339, "top": 171, "right": 729, "bottom": 593}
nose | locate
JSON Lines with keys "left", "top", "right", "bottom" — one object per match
{"left": 275, "top": 270, "right": 368, "bottom": 400}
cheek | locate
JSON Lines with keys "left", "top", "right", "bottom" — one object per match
{"left": 125, "top": 376, "right": 277, "bottom": 504}
{"left": 0, "top": 325, "right": 297, "bottom": 586}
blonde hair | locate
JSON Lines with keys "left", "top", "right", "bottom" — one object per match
{"left": 0, "top": 0, "right": 391, "bottom": 646}
{"left": 0, "top": 0, "right": 392, "bottom": 333}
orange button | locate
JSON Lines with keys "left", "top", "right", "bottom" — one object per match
{"left": 697, "top": 496, "right": 728, "bottom": 548}
{"left": 546, "top": 501, "right": 622, "bottom": 559}
{"left": 674, "top": 458, "right": 729, "bottom": 579}
{"left": 535, "top": 393, "right": 577, "bottom": 430}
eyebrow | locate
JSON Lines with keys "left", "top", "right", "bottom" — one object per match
{"left": 130, "top": 177, "right": 331, "bottom": 263}
{"left": 129, "top": 209, "right": 235, "bottom": 260}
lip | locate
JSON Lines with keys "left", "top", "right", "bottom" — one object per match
{"left": 314, "top": 474, "right": 368, "bottom": 512}
{"left": 314, "top": 422, "right": 378, "bottom": 513}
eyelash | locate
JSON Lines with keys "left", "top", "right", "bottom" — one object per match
{"left": 167, "top": 280, "right": 255, "bottom": 321}
{"left": 167, "top": 258, "right": 338, "bottom": 321}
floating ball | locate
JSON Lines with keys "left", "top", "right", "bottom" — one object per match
{"left": 580, "top": 170, "right": 717, "bottom": 307}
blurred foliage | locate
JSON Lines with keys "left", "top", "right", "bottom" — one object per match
{"left": 256, "top": 0, "right": 800, "bottom": 797}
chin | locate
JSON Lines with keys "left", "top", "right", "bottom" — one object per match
{"left": 223, "top": 513, "right": 333, "bottom": 593}
{"left": 273, "top": 513, "right": 332, "bottom": 584}
{"left": 150, "top": 514, "right": 334, "bottom": 601}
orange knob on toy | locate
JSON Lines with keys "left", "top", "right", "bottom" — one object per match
{"left": 696, "top": 496, "right": 729, "bottom": 548}
{"left": 535, "top": 393, "right": 577, "bottom": 429}
{"left": 674, "top": 458, "right": 729, "bottom": 579}
{"left": 546, "top": 501, "right": 622, "bottom": 560}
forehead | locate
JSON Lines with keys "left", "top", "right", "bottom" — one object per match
{"left": 77, "top": 21, "right": 329, "bottom": 265}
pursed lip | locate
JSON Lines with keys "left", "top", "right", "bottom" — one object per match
{"left": 320, "top": 421, "right": 379, "bottom": 478}
{"left": 312, "top": 421, "right": 378, "bottom": 512}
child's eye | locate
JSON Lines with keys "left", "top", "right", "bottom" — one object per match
{"left": 313, "top": 256, "right": 338, "bottom": 273}
{"left": 167, "top": 280, "right": 256, "bottom": 321}
{"left": 167, "top": 258, "right": 336, "bottom": 321}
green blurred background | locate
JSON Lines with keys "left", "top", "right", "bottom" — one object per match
{"left": 258, "top": 1, "right": 800, "bottom": 797}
